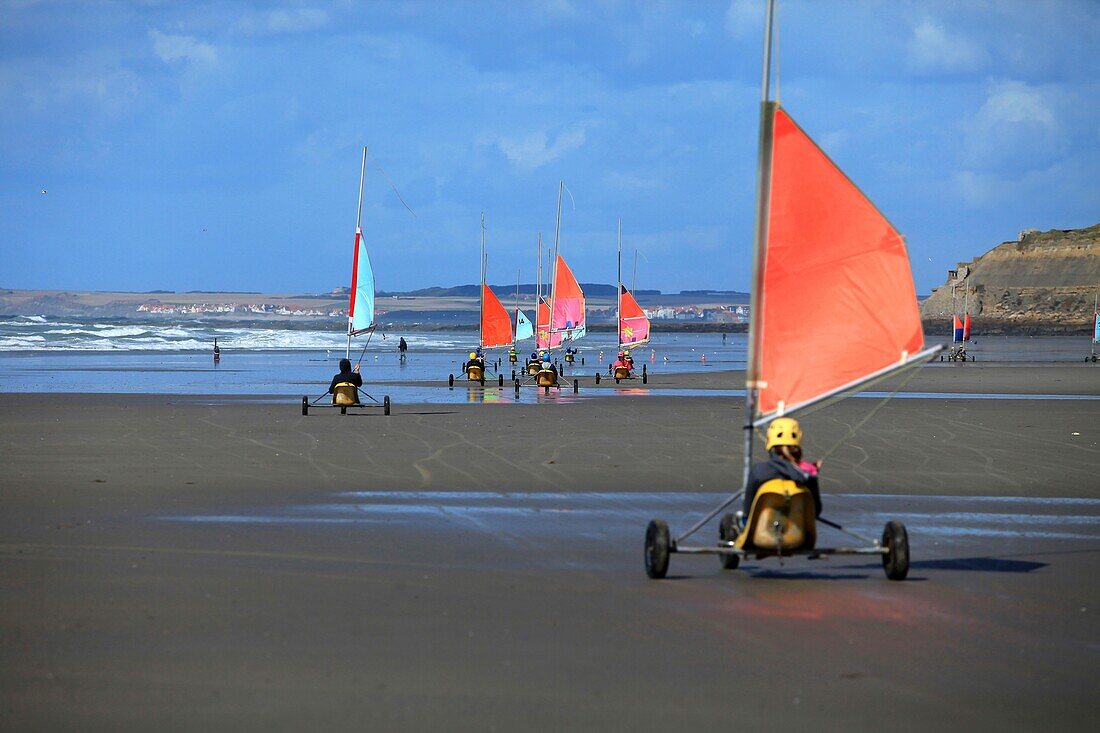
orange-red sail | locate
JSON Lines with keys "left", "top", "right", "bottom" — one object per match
{"left": 480, "top": 284, "right": 512, "bottom": 349}
{"left": 550, "top": 255, "right": 586, "bottom": 342}
{"left": 619, "top": 286, "right": 650, "bottom": 348}
{"left": 753, "top": 107, "right": 925, "bottom": 419}
{"left": 536, "top": 297, "right": 559, "bottom": 350}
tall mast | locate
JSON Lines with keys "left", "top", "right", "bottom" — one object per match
{"left": 347, "top": 145, "right": 368, "bottom": 360}
{"left": 550, "top": 180, "right": 563, "bottom": 347}
{"left": 632, "top": 249, "right": 639, "bottom": 293}
{"left": 617, "top": 218, "right": 622, "bottom": 349}
{"left": 514, "top": 267, "right": 521, "bottom": 348}
{"left": 743, "top": 0, "right": 777, "bottom": 491}
{"left": 480, "top": 211, "right": 486, "bottom": 349}
{"left": 537, "top": 232, "right": 542, "bottom": 303}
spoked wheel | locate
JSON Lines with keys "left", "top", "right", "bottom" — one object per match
{"left": 882, "top": 520, "right": 909, "bottom": 580}
{"left": 718, "top": 513, "right": 740, "bottom": 570}
{"left": 644, "top": 519, "right": 670, "bottom": 579}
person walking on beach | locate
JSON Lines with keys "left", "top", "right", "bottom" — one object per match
{"left": 398, "top": 337, "right": 408, "bottom": 354}
{"left": 328, "top": 358, "right": 363, "bottom": 404}
{"left": 741, "top": 417, "right": 822, "bottom": 527}
{"left": 213, "top": 338, "right": 220, "bottom": 363}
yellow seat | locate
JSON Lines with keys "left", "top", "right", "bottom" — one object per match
{"left": 467, "top": 365, "right": 484, "bottom": 382}
{"left": 536, "top": 369, "right": 558, "bottom": 387}
{"left": 527, "top": 362, "right": 541, "bottom": 376}
{"left": 736, "top": 479, "right": 816, "bottom": 553}
{"left": 332, "top": 382, "right": 359, "bottom": 406}
{"left": 564, "top": 352, "right": 574, "bottom": 362}
{"left": 614, "top": 366, "right": 632, "bottom": 380}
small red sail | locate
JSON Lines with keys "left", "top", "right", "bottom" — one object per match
{"left": 536, "top": 297, "right": 559, "bottom": 350}
{"left": 953, "top": 315, "right": 964, "bottom": 343}
{"left": 480, "top": 284, "right": 512, "bottom": 349}
{"left": 619, "top": 286, "right": 650, "bottom": 348}
{"left": 551, "top": 255, "right": 586, "bottom": 341}
{"left": 962, "top": 313, "right": 972, "bottom": 341}
{"left": 754, "top": 107, "right": 925, "bottom": 419}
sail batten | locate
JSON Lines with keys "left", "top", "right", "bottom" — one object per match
{"left": 752, "top": 106, "right": 928, "bottom": 419}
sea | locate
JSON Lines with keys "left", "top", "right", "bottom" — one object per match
{"left": 0, "top": 316, "right": 1092, "bottom": 403}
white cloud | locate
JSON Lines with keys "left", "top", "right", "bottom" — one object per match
{"left": 725, "top": 0, "right": 761, "bottom": 38}
{"left": 975, "top": 79, "right": 1054, "bottom": 127}
{"left": 498, "top": 126, "right": 587, "bottom": 170}
{"left": 907, "top": 18, "right": 987, "bottom": 74}
{"left": 149, "top": 30, "right": 217, "bottom": 67}
{"left": 236, "top": 8, "right": 329, "bottom": 36}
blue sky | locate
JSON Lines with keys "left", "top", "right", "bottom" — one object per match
{"left": 2, "top": 0, "right": 1098, "bottom": 294}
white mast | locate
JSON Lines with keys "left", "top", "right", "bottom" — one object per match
{"left": 743, "top": 0, "right": 778, "bottom": 491}
{"left": 549, "top": 180, "right": 564, "bottom": 349}
{"left": 347, "top": 145, "right": 368, "bottom": 360}
{"left": 479, "top": 211, "right": 486, "bottom": 348}
{"left": 617, "top": 218, "right": 622, "bottom": 350}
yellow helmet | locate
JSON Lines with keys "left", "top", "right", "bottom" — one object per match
{"left": 765, "top": 417, "right": 802, "bottom": 451}
{"left": 469, "top": 352, "right": 477, "bottom": 359}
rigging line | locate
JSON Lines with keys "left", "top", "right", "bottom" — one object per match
{"left": 354, "top": 325, "right": 377, "bottom": 368}
{"left": 814, "top": 362, "right": 923, "bottom": 464}
{"left": 367, "top": 151, "right": 418, "bottom": 218}
{"left": 562, "top": 182, "right": 576, "bottom": 211}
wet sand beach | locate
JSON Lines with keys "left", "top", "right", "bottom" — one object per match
{"left": 1, "top": 365, "right": 1098, "bottom": 730}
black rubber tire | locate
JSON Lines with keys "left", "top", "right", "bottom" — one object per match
{"left": 301, "top": 396, "right": 308, "bottom": 416}
{"left": 595, "top": 373, "right": 600, "bottom": 384}
{"left": 383, "top": 396, "right": 391, "bottom": 416}
{"left": 340, "top": 406, "right": 347, "bottom": 415}
{"left": 514, "top": 380, "right": 520, "bottom": 393}
{"left": 882, "top": 520, "right": 910, "bottom": 580}
{"left": 642, "top": 373, "right": 648, "bottom": 385}
{"left": 511, "top": 369, "right": 517, "bottom": 381}
{"left": 448, "top": 374, "right": 454, "bottom": 387}
{"left": 572, "top": 379, "right": 579, "bottom": 393}
{"left": 644, "top": 519, "right": 671, "bottom": 579}
{"left": 498, "top": 374, "right": 504, "bottom": 387}
{"left": 615, "top": 378, "right": 620, "bottom": 384}
{"left": 719, "top": 513, "right": 741, "bottom": 570}
{"left": 544, "top": 386, "right": 550, "bottom": 394}
{"left": 479, "top": 378, "right": 485, "bottom": 387}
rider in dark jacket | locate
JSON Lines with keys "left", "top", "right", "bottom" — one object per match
{"left": 744, "top": 417, "right": 822, "bottom": 519}
{"left": 328, "top": 358, "right": 363, "bottom": 402}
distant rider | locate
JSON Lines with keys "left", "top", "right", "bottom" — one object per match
{"left": 328, "top": 358, "right": 363, "bottom": 404}
{"left": 398, "top": 337, "right": 408, "bottom": 355}
{"left": 742, "top": 417, "right": 822, "bottom": 526}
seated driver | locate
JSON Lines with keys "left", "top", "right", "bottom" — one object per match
{"left": 464, "top": 351, "right": 485, "bottom": 374}
{"left": 612, "top": 350, "right": 631, "bottom": 374}
{"left": 328, "top": 358, "right": 363, "bottom": 404}
{"left": 741, "top": 417, "right": 822, "bottom": 527}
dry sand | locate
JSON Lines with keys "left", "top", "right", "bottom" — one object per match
{"left": 1, "top": 365, "right": 1097, "bottom": 730}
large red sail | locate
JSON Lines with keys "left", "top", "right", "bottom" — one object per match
{"left": 754, "top": 107, "right": 925, "bottom": 419}
{"left": 550, "top": 255, "right": 586, "bottom": 341}
{"left": 619, "top": 286, "right": 650, "bottom": 348}
{"left": 480, "top": 284, "right": 512, "bottom": 349}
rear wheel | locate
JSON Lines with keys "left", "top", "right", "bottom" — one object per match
{"left": 882, "top": 521, "right": 910, "bottom": 580}
{"left": 383, "top": 396, "right": 391, "bottom": 416}
{"left": 719, "top": 513, "right": 740, "bottom": 570}
{"left": 301, "top": 396, "right": 309, "bottom": 416}
{"left": 595, "top": 373, "right": 601, "bottom": 384}
{"left": 645, "top": 520, "right": 670, "bottom": 579}
{"left": 642, "top": 373, "right": 648, "bottom": 385}
{"left": 340, "top": 406, "right": 347, "bottom": 415}
{"left": 448, "top": 374, "right": 454, "bottom": 387}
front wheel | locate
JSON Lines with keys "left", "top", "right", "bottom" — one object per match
{"left": 383, "top": 396, "right": 391, "bottom": 416}
{"left": 645, "top": 520, "right": 671, "bottom": 579}
{"left": 882, "top": 520, "right": 910, "bottom": 580}
{"left": 719, "top": 513, "right": 740, "bottom": 570}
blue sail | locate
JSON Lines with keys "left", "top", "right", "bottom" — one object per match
{"left": 514, "top": 309, "right": 534, "bottom": 342}
{"left": 350, "top": 228, "right": 375, "bottom": 334}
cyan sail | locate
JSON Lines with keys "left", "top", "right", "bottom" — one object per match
{"left": 350, "top": 228, "right": 375, "bottom": 334}
{"left": 514, "top": 309, "right": 534, "bottom": 342}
